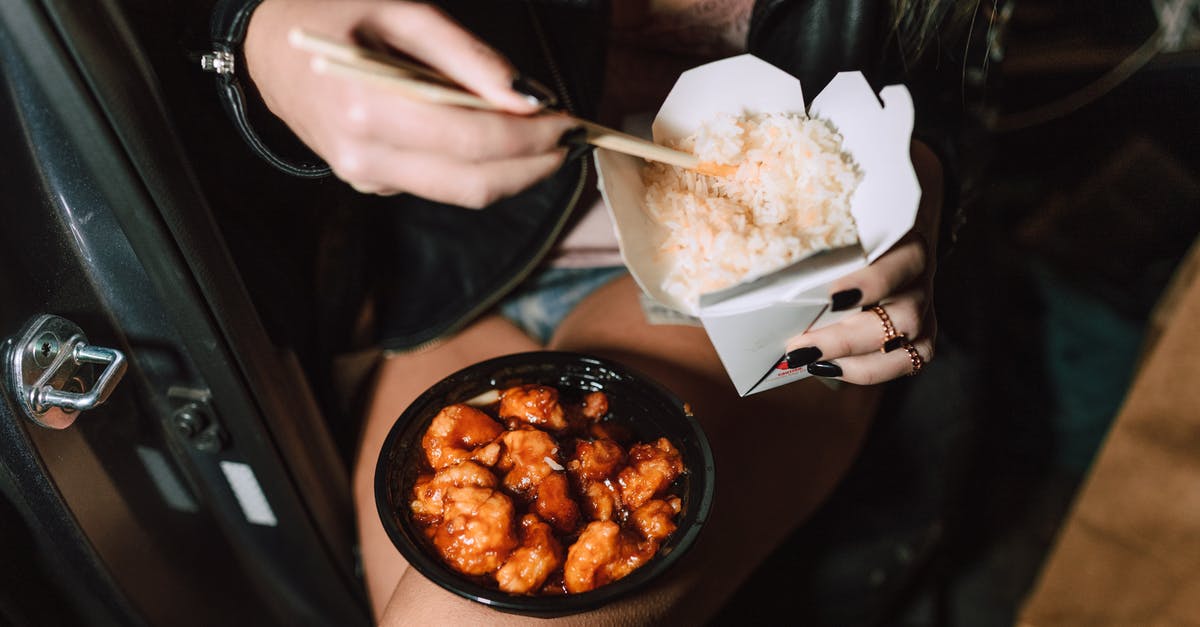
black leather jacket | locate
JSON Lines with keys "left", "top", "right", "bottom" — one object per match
{"left": 357, "top": 0, "right": 894, "bottom": 352}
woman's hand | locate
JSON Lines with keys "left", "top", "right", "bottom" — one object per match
{"left": 244, "top": 0, "right": 579, "bottom": 207}
{"left": 783, "top": 141, "right": 944, "bottom": 384}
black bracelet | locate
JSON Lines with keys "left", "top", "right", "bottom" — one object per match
{"left": 202, "top": 0, "right": 331, "bottom": 178}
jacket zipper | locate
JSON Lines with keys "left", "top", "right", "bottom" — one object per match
{"left": 384, "top": 2, "right": 590, "bottom": 356}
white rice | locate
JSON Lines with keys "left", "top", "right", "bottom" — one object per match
{"left": 641, "top": 111, "right": 862, "bottom": 310}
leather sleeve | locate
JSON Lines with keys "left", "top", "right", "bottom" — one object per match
{"left": 748, "top": 0, "right": 889, "bottom": 100}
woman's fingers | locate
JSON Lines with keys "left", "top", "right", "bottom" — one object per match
{"left": 310, "top": 74, "right": 577, "bottom": 162}
{"left": 246, "top": 1, "right": 571, "bottom": 205}
{"left": 826, "top": 233, "right": 928, "bottom": 312}
{"left": 326, "top": 142, "right": 567, "bottom": 208}
{"left": 783, "top": 286, "right": 937, "bottom": 386}
{"left": 812, "top": 335, "right": 936, "bottom": 385}
{"left": 361, "top": 2, "right": 541, "bottom": 114}
{"left": 784, "top": 288, "right": 928, "bottom": 365}
{"left": 298, "top": 2, "right": 574, "bottom": 201}
{"left": 792, "top": 303, "right": 940, "bottom": 384}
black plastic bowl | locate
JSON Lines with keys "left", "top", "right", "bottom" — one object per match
{"left": 374, "top": 351, "right": 715, "bottom": 617}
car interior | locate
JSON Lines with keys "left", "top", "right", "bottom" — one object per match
{"left": 3, "top": 0, "right": 1196, "bottom": 625}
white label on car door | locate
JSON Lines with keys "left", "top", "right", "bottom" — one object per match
{"left": 219, "top": 461, "right": 279, "bottom": 526}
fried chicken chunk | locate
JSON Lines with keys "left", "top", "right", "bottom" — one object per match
{"left": 563, "top": 391, "right": 610, "bottom": 433}
{"left": 496, "top": 429, "right": 560, "bottom": 495}
{"left": 431, "top": 487, "right": 518, "bottom": 576}
{"left": 495, "top": 429, "right": 579, "bottom": 531}
{"left": 410, "top": 460, "right": 497, "bottom": 523}
{"left": 630, "top": 497, "right": 682, "bottom": 542}
{"left": 617, "top": 437, "right": 684, "bottom": 509}
{"left": 534, "top": 471, "right": 580, "bottom": 533}
{"left": 496, "top": 514, "right": 563, "bottom": 594}
{"left": 499, "top": 385, "right": 568, "bottom": 431}
{"left": 580, "top": 479, "right": 621, "bottom": 522}
{"left": 563, "top": 521, "right": 658, "bottom": 593}
{"left": 578, "top": 391, "right": 609, "bottom": 421}
{"left": 422, "top": 404, "right": 505, "bottom": 470}
{"left": 567, "top": 439, "right": 626, "bottom": 483}
{"left": 567, "top": 438, "right": 628, "bottom": 522}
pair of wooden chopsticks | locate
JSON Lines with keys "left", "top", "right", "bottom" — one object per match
{"left": 288, "top": 29, "right": 735, "bottom": 178}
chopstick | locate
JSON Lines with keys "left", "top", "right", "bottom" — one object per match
{"left": 289, "top": 29, "right": 736, "bottom": 178}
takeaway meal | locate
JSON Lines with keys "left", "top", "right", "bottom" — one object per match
{"left": 407, "top": 384, "right": 687, "bottom": 595}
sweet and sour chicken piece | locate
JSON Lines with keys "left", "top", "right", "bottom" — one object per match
{"left": 562, "top": 390, "right": 610, "bottom": 433}
{"left": 617, "top": 437, "right": 684, "bottom": 509}
{"left": 567, "top": 439, "right": 626, "bottom": 483}
{"left": 470, "top": 439, "right": 503, "bottom": 467}
{"left": 499, "top": 385, "right": 568, "bottom": 431}
{"left": 630, "top": 497, "right": 682, "bottom": 542}
{"left": 580, "top": 479, "right": 621, "bottom": 522}
{"left": 410, "top": 460, "right": 497, "bottom": 522}
{"left": 578, "top": 391, "right": 609, "bottom": 422}
{"left": 495, "top": 429, "right": 579, "bottom": 532}
{"left": 496, "top": 514, "right": 564, "bottom": 594}
{"left": 431, "top": 486, "right": 518, "bottom": 576}
{"left": 567, "top": 438, "right": 628, "bottom": 522}
{"left": 563, "top": 521, "right": 658, "bottom": 593}
{"left": 496, "top": 429, "right": 560, "bottom": 495}
{"left": 533, "top": 472, "right": 580, "bottom": 533}
{"left": 422, "top": 404, "right": 505, "bottom": 470}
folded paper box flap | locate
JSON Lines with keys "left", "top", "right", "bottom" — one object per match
{"left": 596, "top": 55, "right": 920, "bottom": 395}
{"left": 811, "top": 75, "right": 920, "bottom": 263}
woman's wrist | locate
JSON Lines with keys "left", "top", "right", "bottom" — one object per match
{"left": 206, "top": 0, "right": 331, "bottom": 177}
{"left": 244, "top": 0, "right": 315, "bottom": 117}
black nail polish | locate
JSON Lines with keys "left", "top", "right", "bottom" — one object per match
{"left": 807, "top": 361, "right": 843, "bottom": 378}
{"left": 785, "top": 347, "right": 822, "bottom": 369}
{"left": 831, "top": 288, "right": 862, "bottom": 312}
{"left": 512, "top": 74, "right": 558, "bottom": 109}
{"left": 883, "top": 336, "right": 907, "bottom": 353}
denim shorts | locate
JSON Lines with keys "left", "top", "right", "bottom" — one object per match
{"left": 497, "top": 266, "right": 628, "bottom": 344}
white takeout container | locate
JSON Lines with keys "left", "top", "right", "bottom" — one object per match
{"left": 595, "top": 55, "right": 921, "bottom": 396}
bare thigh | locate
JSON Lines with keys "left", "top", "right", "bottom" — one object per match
{"left": 364, "top": 276, "right": 883, "bottom": 625}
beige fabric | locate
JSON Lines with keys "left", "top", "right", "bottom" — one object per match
{"left": 1018, "top": 238, "right": 1200, "bottom": 627}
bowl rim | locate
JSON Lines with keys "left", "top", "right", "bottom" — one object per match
{"left": 373, "top": 350, "right": 715, "bottom": 614}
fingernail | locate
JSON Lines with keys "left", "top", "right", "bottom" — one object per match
{"left": 831, "top": 288, "right": 862, "bottom": 312}
{"left": 512, "top": 73, "right": 558, "bottom": 109}
{"left": 785, "top": 346, "right": 822, "bottom": 369}
{"left": 883, "top": 336, "right": 907, "bottom": 353}
{"left": 807, "top": 361, "right": 843, "bottom": 378}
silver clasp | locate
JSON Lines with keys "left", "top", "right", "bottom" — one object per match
{"left": 200, "top": 50, "right": 235, "bottom": 75}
